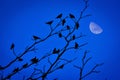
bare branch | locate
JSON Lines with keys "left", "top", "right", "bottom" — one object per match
{"left": 82, "top": 63, "right": 104, "bottom": 79}
{"left": 73, "top": 50, "right": 103, "bottom": 80}
{"left": 84, "top": 57, "right": 92, "bottom": 65}
{"left": 48, "top": 57, "right": 52, "bottom": 65}
{"left": 3, "top": 52, "right": 52, "bottom": 80}
{"left": 66, "top": 42, "right": 88, "bottom": 51}
{"left": 78, "top": 0, "right": 89, "bottom": 22}
{"left": 74, "top": 65, "right": 81, "bottom": 69}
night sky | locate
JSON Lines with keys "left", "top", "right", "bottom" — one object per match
{"left": 0, "top": 0, "right": 120, "bottom": 80}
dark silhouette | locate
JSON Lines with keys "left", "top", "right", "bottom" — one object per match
{"left": 62, "top": 19, "right": 66, "bottom": 26}
{"left": 33, "top": 35, "right": 41, "bottom": 40}
{"left": 46, "top": 20, "right": 53, "bottom": 25}
{"left": 22, "top": 63, "right": 28, "bottom": 68}
{"left": 31, "top": 57, "right": 39, "bottom": 64}
{"left": 10, "top": 43, "right": 15, "bottom": 50}
{"left": 69, "top": 13, "right": 75, "bottom": 18}
{"left": 58, "top": 64, "right": 64, "bottom": 69}
{"left": 75, "top": 42, "right": 79, "bottom": 49}
{"left": 75, "top": 22, "right": 80, "bottom": 30}
{"left": 52, "top": 48, "right": 60, "bottom": 54}
{"left": 0, "top": 0, "right": 104, "bottom": 80}
{"left": 13, "top": 67, "right": 19, "bottom": 73}
{"left": 58, "top": 32, "right": 62, "bottom": 38}
{"left": 17, "top": 57, "right": 23, "bottom": 61}
{"left": 66, "top": 25, "right": 70, "bottom": 30}
{"left": 72, "top": 34, "right": 76, "bottom": 40}
{"left": 74, "top": 50, "right": 104, "bottom": 80}
{"left": 56, "top": 13, "right": 62, "bottom": 19}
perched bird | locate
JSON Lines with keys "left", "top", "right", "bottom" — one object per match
{"left": 75, "top": 22, "right": 79, "bottom": 29}
{"left": 18, "top": 57, "right": 23, "bottom": 61}
{"left": 56, "top": 49, "right": 60, "bottom": 53}
{"left": 46, "top": 20, "right": 53, "bottom": 25}
{"left": 69, "top": 13, "right": 75, "bottom": 18}
{"left": 22, "top": 63, "right": 28, "bottom": 68}
{"left": 10, "top": 43, "right": 15, "bottom": 50}
{"left": 58, "top": 32, "right": 62, "bottom": 38}
{"left": 59, "top": 64, "right": 64, "bottom": 69}
{"left": 75, "top": 42, "right": 79, "bottom": 49}
{"left": 13, "top": 67, "right": 19, "bottom": 73}
{"left": 31, "top": 57, "right": 39, "bottom": 64}
{"left": 62, "top": 19, "right": 66, "bottom": 26}
{"left": 66, "top": 25, "right": 70, "bottom": 30}
{"left": 33, "top": 35, "right": 41, "bottom": 40}
{"left": 56, "top": 13, "right": 62, "bottom": 19}
{"left": 52, "top": 48, "right": 60, "bottom": 54}
{"left": 72, "top": 35, "right": 75, "bottom": 40}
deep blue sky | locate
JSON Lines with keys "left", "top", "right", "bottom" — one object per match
{"left": 0, "top": 0, "right": 120, "bottom": 80}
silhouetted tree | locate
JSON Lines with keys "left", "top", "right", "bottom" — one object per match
{"left": 0, "top": 0, "right": 103, "bottom": 80}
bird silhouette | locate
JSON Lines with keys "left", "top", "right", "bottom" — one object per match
{"left": 31, "top": 57, "right": 39, "bottom": 64}
{"left": 72, "top": 35, "right": 75, "bottom": 40}
{"left": 75, "top": 42, "right": 79, "bottom": 49}
{"left": 62, "top": 19, "right": 66, "bottom": 26}
{"left": 56, "top": 13, "right": 62, "bottom": 19}
{"left": 22, "top": 63, "right": 28, "bottom": 68}
{"left": 13, "top": 67, "right": 19, "bottom": 73}
{"left": 59, "top": 64, "right": 64, "bottom": 69}
{"left": 69, "top": 13, "right": 75, "bottom": 18}
{"left": 10, "top": 43, "right": 15, "bottom": 50}
{"left": 18, "top": 57, "right": 23, "bottom": 61}
{"left": 33, "top": 35, "right": 41, "bottom": 40}
{"left": 58, "top": 33, "right": 62, "bottom": 38}
{"left": 46, "top": 20, "right": 53, "bottom": 25}
{"left": 52, "top": 48, "right": 60, "bottom": 54}
{"left": 75, "top": 22, "right": 79, "bottom": 29}
{"left": 66, "top": 25, "right": 70, "bottom": 30}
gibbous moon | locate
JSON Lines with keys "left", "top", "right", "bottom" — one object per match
{"left": 89, "top": 22, "right": 103, "bottom": 34}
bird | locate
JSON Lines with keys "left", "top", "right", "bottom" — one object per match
{"left": 72, "top": 35, "right": 75, "bottom": 40}
{"left": 18, "top": 58, "right": 23, "bottom": 61}
{"left": 13, "top": 67, "right": 19, "bottom": 73}
{"left": 75, "top": 22, "right": 79, "bottom": 29}
{"left": 56, "top": 13, "right": 62, "bottom": 19}
{"left": 52, "top": 48, "right": 60, "bottom": 54}
{"left": 75, "top": 42, "right": 79, "bottom": 49}
{"left": 66, "top": 25, "right": 70, "bottom": 30}
{"left": 17, "top": 57, "right": 23, "bottom": 61}
{"left": 46, "top": 20, "right": 53, "bottom": 25}
{"left": 57, "top": 49, "right": 60, "bottom": 53}
{"left": 59, "top": 64, "right": 64, "bottom": 69}
{"left": 69, "top": 13, "right": 75, "bottom": 18}
{"left": 33, "top": 35, "right": 41, "bottom": 40}
{"left": 31, "top": 57, "right": 39, "bottom": 64}
{"left": 10, "top": 43, "right": 15, "bottom": 50}
{"left": 58, "top": 32, "right": 62, "bottom": 38}
{"left": 22, "top": 63, "right": 28, "bottom": 68}
{"left": 62, "top": 19, "right": 66, "bottom": 26}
